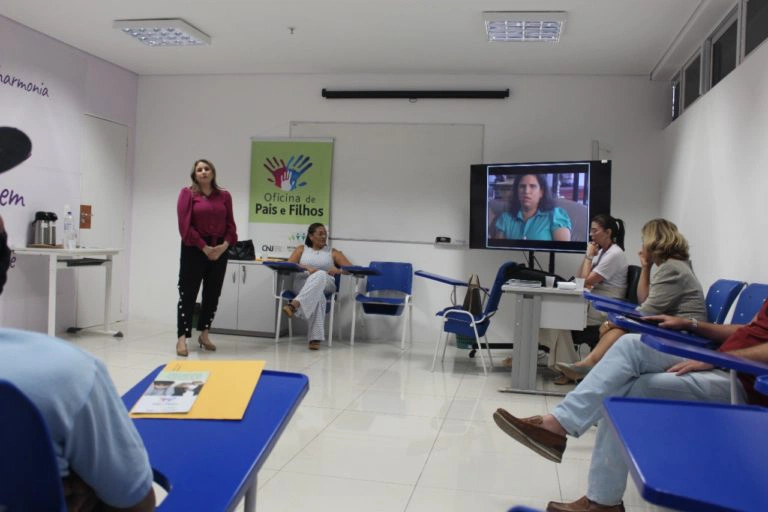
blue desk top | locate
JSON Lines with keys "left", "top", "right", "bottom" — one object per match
{"left": 415, "top": 270, "right": 466, "bottom": 287}
{"left": 122, "top": 367, "right": 308, "bottom": 511}
{"left": 641, "top": 334, "right": 768, "bottom": 375}
{"left": 603, "top": 397, "right": 768, "bottom": 512}
{"left": 583, "top": 291, "right": 636, "bottom": 308}
{"left": 615, "top": 316, "right": 715, "bottom": 347}
{"left": 591, "top": 300, "right": 642, "bottom": 317}
{"left": 262, "top": 261, "right": 303, "bottom": 273}
{"left": 415, "top": 270, "right": 490, "bottom": 293}
{"left": 340, "top": 265, "right": 381, "bottom": 276}
{"left": 757, "top": 375, "right": 768, "bottom": 396}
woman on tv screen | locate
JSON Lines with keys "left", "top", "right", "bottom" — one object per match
{"left": 492, "top": 174, "right": 572, "bottom": 241}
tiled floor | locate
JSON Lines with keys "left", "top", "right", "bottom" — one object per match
{"left": 62, "top": 320, "right": 671, "bottom": 512}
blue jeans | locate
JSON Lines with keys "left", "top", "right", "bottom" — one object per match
{"left": 552, "top": 334, "right": 742, "bottom": 505}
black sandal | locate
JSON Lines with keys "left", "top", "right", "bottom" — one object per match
{"left": 282, "top": 303, "right": 297, "bottom": 318}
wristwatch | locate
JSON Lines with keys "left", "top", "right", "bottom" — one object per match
{"left": 585, "top": 255, "right": 594, "bottom": 261}
{"left": 689, "top": 317, "right": 698, "bottom": 331}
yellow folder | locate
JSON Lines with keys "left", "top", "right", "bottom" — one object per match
{"left": 129, "top": 360, "right": 265, "bottom": 420}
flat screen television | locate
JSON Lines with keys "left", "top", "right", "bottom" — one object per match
{"left": 469, "top": 160, "right": 611, "bottom": 253}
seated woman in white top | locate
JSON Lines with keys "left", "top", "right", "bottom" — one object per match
{"left": 282, "top": 223, "right": 352, "bottom": 350}
{"left": 553, "top": 214, "right": 628, "bottom": 384}
{"left": 578, "top": 215, "right": 629, "bottom": 329}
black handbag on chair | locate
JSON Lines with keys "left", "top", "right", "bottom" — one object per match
{"left": 226, "top": 240, "right": 256, "bottom": 260}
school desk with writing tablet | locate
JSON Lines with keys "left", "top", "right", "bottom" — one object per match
{"left": 122, "top": 366, "right": 308, "bottom": 511}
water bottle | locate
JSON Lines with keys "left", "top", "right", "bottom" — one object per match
{"left": 63, "top": 205, "right": 77, "bottom": 250}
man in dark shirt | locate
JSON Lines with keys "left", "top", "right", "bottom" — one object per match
{"left": 494, "top": 302, "right": 768, "bottom": 512}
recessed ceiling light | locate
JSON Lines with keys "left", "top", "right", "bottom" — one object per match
{"left": 112, "top": 18, "right": 211, "bottom": 47}
{"left": 483, "top": 11, "right": 567, "bottom": 43}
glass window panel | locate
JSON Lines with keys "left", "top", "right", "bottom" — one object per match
{"left": 746, "top": 0, "right": 768, "bottom": 55}
{"left": 712, "top": 20, "right": 738, "bottom": 87}
{"left": 683, "top": 56, "right": 701, "bottom": 109}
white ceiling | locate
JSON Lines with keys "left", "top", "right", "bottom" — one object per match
{"left": 1, "top": 0, "right": 737, "bottom": 79}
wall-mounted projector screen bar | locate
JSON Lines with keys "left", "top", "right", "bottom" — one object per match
{"left": 321, "top": 89, "right": 510, "bottom": 99}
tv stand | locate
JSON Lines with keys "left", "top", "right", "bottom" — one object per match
{"left": 526, "top": 250, "right": 556, "bottom": 275}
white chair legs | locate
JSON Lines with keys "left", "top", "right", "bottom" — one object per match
{"left": 430, "top": 318, "right": 491, "bottom": 376}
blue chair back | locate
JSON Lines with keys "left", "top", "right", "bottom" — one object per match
{"left": 0, "top": 380, "right": 66, "bottom": 511}
{"left": 367, "top": 261, "right": 413, "bottom": 295}
{"left": 706, "top": 279, "right": 745, "bottom": 324}
{"left": 483, "top": 261, "right": 519, "bottom": 316}
{"left": 731, "top": 283, "right": 768, "bottom": 324}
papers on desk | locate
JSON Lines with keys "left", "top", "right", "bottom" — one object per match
{"left": 131, "top": 371, "right": 209, "bottom": 414}
{"left": 129, "top": 360, "right": 265, "bottom": 420}
{"left": 505, "top": 279, "right": 542, "bottom": 288}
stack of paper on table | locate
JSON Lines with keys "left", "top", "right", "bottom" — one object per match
{"left": 129, "top": 360, "right": 265, "bottom": 420}
{"left": 505, "top": 279, "right": 542, "bottom": 288}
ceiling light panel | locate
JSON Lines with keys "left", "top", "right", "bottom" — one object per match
{"left": 483, "top": 11, "right": 567, "bottom": 43}
{"left": 113, "top": 18, "right": 211, "bottom": 47}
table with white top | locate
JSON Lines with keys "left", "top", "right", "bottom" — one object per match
{"left": 12, "top": 247, "right": 122, "bottom": 337}
{"left": 500, "top": 283, "right": 587, "bottom": 394}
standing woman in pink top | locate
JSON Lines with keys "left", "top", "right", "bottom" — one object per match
{"left": 176, "top": 159, "right": 237, "bottom": 356}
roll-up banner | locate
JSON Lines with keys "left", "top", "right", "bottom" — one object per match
{"left": 248, "top": 138, "right": 333, "bottom": 258}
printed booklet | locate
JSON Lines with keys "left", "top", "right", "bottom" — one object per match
{"left": 131, "top": 371, "right": 209, "bottom": 414}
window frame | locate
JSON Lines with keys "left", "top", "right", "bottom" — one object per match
{"left": 681, "top": 49, "right": 703, "bottom": 110}
{"left": 706, "top": 6, "right": 741, "bottom": 91}
{"left": 744, "top": 0, "right": 768, "bottom": 57}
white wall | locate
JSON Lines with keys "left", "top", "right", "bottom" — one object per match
{"left": 131, "top": 73, "right": 668, "bottom": 342}
{"left": 0, "top": 16, "right": 138, "bottom": 332}
{"left": 660, "top": 40, "right": 768, "bottom": 290}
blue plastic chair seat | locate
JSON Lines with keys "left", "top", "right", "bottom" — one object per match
{"left": 350, "top": 261, "right": 414, "bottom": 347}
{"left": 425, "top": 261, "right": 518, "bottom": 374}
{"left": 437, "top": 306, "right": 483, "bottom": 322}
{"left": 355, "top": 294, "right": 407, "bottom": 306}
{"left": 444, "top": 318, "right": 491, "bottom": 338}
{"left": 0, "top": 380, "right": 66, "bottom": 511}
{"left": 356, "top": 294, "right": 406, "bottom": 316}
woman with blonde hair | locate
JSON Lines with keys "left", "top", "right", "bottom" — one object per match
{"left": 557, "top": 218, "right": 706, "bottom": 381}
{"left": 175, "top": 159, "right": 237, "bottom": 357}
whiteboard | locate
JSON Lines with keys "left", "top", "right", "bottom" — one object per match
{"left": 290, "top": 122, "right": 484, "bottom": 244}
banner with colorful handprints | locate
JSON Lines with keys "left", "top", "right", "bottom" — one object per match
{"left": 248, "top": 138, "right": 334, "bottom": 258}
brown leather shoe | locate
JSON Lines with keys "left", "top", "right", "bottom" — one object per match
{"left": 546, "top": 496, "right": 624, "bottom": 512}
{"left": 519, "top": 415, "right": 543, "bottom": 425}
{"left": 493, "top": 408, "right": 567, "bottom": 463}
